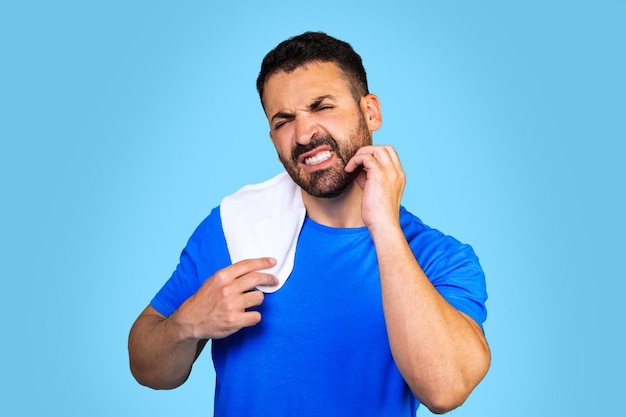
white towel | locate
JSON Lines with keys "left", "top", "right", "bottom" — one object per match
{"left": 220, "top": 172, "right": 306, "bottom": 293}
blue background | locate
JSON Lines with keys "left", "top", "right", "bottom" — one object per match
{"left": 1, "top": 1, "right": 624, "bottom": 415}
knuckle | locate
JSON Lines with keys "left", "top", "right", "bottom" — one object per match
{"left": 212, "top": 269, "right": 229, "bottom": 284}
{"left": 218, "top": 284, "right": 233, "bottom": 298}
{"left": 249, "top": 271, "right": 266, "bottom": 286}
{"left": 221, "top": 298, "right": 238, "bottom": 312}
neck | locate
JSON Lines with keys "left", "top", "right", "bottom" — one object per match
{"left": 301, "top": 181, "right": 364, "bottom": 228}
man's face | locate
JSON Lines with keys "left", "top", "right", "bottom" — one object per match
{"left": 263, "top": 62, "right": 377, "bottom": 198}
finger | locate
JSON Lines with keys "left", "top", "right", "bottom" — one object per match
{"left": 242, "top": 289, "right": 265, "bottom": 309}
{"left": 235, "top": 271, "right": 278, "bottom": 293}
{"left": 378, "top": 145, "right": 404, "bottom": 179}
{"left": 345, "top": 150, "right": 381, "bottom": 173}
{"left": 347, "top": 145, "right": 397, "bottom": 171}
{"left": 231, "top": 257, "right": 277, "bottom": 276}
{"left": 345, "top": 146, "right": 370, "bottom": 172}
{"left": 351, "top": 146, "right": 404, "bottom": 180}
{"left": 240, "top": 310, "right": 262, "bottom": 328}
{"left": 381, "top": 145, "right": 402, "bottom": 168}
{"left": 368, "top": 145, "right": 396, "bottom": 166}
{"left": 214, "top": 257, "right": 276, "bottom": 285}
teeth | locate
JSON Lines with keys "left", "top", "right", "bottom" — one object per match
{"left": 304, "top": 151, "right": 333, "bottom": 165}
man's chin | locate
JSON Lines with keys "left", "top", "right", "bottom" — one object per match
{"left": 301, "top": 168, "right": 361, "bottom": 199}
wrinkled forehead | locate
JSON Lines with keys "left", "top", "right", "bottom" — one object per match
{"left": 262, "top": 62, "right": 359, "bottom": 110}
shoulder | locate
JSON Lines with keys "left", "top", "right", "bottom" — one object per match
{"left": 182, "top": 206, "right": 228, "bottom": 260}
{"left": 399, "top": 206, "right": 482, "bottom": 276}
{"left": 398, "top": 206, "right": 443, "bottom": 243}
{"left": 191, "top": 206, "right": 224, "bottom": 239}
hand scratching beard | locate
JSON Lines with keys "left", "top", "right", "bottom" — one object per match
{"left": 278, "top": 115, "right": 371, "bottom": 198}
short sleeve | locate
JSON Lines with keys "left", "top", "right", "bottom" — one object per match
{"left": 150, "top": 206, "right": 232, "bottom": 317}
{"left": 401, "top": 208, "right": 488, "bottom": 330}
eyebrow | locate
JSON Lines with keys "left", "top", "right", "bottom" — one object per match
{"left": 270, "top": 95, "right": 336, "bottom": 124}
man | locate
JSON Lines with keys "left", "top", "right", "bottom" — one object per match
{"left": 129, "top": 32, "right": 490, "bottom": 416}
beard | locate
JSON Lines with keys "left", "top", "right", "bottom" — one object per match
{"left": 278, "top": 114, "right": 371, "bottom": 198}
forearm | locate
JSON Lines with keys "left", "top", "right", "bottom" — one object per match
{"left": 371, "top": 224, "right": 490, "bottom": 413}
{"left": 128, "top": 306, "right": 202, "bottom": 390}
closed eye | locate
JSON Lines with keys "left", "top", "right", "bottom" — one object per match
{"left": 273, "top": 120, "right": 290, "bottom": 130}
{"left": 271, "top": 112, "right": 295, "bottom": 130}
{"left": 308, "top": 95, "right": 336, "bottom": 113}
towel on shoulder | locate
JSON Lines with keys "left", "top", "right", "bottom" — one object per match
{"left": 220, "top": 172, "right": 306, "bottom": 293}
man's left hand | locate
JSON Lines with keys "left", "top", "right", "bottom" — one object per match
{"left": 345, "top": 145, "right": 406, "bottom": 231}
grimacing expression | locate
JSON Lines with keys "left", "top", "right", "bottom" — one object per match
{"left": 278, "top": 113, "right": 371, "bottom": 198}
{"left": 263, "top": 62, "right": 377, "bottom": 199}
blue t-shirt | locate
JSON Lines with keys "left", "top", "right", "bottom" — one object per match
{"left": 151, "top": 206, "right": 487, "bottom": 416}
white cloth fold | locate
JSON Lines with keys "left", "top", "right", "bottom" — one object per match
{"left": 220, "top": 172, "right": 305, "bottom": 293}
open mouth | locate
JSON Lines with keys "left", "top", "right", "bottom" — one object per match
{"left": 304, "top": 150, "right": 333, "bottom": 165}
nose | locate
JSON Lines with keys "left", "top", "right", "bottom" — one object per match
{"left": 294, "top": 114, "right": 317, "bottom": 146}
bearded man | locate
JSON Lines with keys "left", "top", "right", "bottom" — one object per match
{"left": 129, "top": 31, "right": 490, "bottom": 416}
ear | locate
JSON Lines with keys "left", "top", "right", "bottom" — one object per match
{"left": 269, "top": 129, "right": 280, "bottom": 147}
{"left": 360, "top": 93, "right": 382, "bottom": 132}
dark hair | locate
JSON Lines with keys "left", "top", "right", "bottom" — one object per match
{"left": 256, "top": 32, "right": 369, "bottom": 108}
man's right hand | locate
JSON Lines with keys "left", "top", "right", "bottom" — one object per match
{"left": 128, "top": 257, "right": 277, "bottom": 389}
{"left": 170, "top": 257, "right": 278, "bottom": 341}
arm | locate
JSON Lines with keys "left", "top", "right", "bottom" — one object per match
{"left": 128, "top": 305, "right": 206, "bottom": 389}
{"left": 345, "top": 146, "right": 490, "bottom": 414}
{"left": 128, "top": 257, "right": 278, "bottom": 390}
